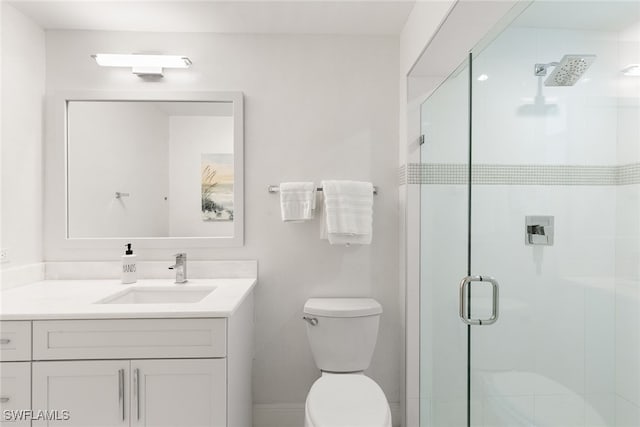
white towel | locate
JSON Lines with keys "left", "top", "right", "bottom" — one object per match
{"left": 321, "top": 180, "right": 373, "bottom": 245}
{"left": 279, "top": 182, "right": 316, "bottom": 222}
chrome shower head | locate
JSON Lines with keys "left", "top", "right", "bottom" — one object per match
{"left": 534, "top": 54, "right": 596, "bottom": 86}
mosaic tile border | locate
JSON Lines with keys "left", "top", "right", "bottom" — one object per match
{"left": 398, "top": 164, "right": 407, "bottom": 186}
{"left": 400, "top": 163, "right": 640, "bottom": 186}
{"left": 618, "top": 163, "right": 640, "bottom": 185}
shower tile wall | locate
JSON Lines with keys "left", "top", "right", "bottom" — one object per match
{"left": 420, "top": 23, "right": 640, "bottom": 427}
{"left": 614, "top": 20, "right": 640, "bottom": 427}
{"left": 471, "top": 25, "right": 619, "bottom": 427}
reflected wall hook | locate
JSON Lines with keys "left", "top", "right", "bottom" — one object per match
{"left": 115, "top": 192, "right": 130, "bottom": 199}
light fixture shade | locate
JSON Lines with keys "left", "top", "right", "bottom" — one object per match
{"left": 621, "top": 64, "right": 640, "bottom": 76}
{"left": 91, "top": 54, "right": 192, "bottom": 76}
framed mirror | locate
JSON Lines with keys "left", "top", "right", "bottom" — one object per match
{"left": 54, "top": 91, "right": 243, "bottom": 248}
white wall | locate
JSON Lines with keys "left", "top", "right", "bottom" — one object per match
{"left": 168, "top": 115, "right": 234, "bottom": 237}
{"left": 0, "top": 3, "right": 45, "bottom": 271}
{"left": 43, "top": 30, "right": 400, "bottom": 423}
{"left": 67, "top": 101, "right": 170, "bottom": 238}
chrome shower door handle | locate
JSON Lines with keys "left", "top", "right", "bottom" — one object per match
{"left": 459, "top": 275, "right": 499, "bottom": 326}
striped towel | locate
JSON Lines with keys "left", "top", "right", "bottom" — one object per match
{"left": 320, "top": 180, "right": 373, "bottom": 245}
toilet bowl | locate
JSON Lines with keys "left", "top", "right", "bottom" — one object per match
{"left": 304, "top": 373, "right": 391, "bottom": 427}
{"left": 303, "top": 298, "right": 392, "bottom": 427}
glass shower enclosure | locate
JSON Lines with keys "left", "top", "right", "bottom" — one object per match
{"left": 419, "top": 1, "right": 640, "bottom": 426}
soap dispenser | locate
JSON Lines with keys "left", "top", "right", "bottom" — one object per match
{"left": 122, "top": 243, "right": 137, "bottom": 284}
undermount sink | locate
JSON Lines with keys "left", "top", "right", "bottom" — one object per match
{"left": 96, "top": 286, "right": 217, "bottom": 304}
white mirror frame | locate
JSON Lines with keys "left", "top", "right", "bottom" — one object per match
{"left": 49, "top": 91, "right": 244, "bottom": 249}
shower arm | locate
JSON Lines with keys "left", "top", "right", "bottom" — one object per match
{"left": 534, "top": 62, "right": 560, "bottom": 77}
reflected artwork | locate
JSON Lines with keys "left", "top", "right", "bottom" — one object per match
{"left": 201, "top": 153, "right": 234, "bottom": 221}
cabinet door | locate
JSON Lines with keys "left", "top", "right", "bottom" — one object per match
{"left": 131, "top": 359, "right": 226, "bottom": 427}
{"left": 0, "top": 362, "right": 31, "bottom": 427}
{"left": 32, "top": 361, "right": 129, "bottom": 426}
{"left": 0, "top": 322, "right": 31, "bottom": 361}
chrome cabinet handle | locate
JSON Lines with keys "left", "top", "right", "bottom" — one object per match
{"left": 0, "top": 397, "right": 9, "bottom": 403}
{"left": 0, "top": 339, "right": 11, "bottom": 345}
{"left": 134, "top": 368, "right": 140, "bottom": 421}
{"left": 459, "top": 275, "right": 499, "bottom": 326}
{"left": 118, "top": 369, "right": 124, "bottom": 422}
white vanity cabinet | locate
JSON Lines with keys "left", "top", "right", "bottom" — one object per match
{"left": 0, "top": 291, "right": 254, "bottom": 427}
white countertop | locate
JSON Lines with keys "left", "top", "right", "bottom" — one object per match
{"left": 0, "top": 278, "right": 256, "bottom": 320}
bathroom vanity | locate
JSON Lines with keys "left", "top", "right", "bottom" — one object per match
{"left": 0, "top": 278, "right": 255, "bottom": 427}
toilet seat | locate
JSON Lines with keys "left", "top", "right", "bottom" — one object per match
{"left": 305, "top": 374, "right": 391, "bottom": 427}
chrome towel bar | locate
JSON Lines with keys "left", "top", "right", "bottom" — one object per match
{"left": 267, "top": 185, "right": 378, "bottom": 195}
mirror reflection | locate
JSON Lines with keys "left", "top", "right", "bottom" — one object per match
{"left": 67, "top": 101, "right": 235, "bottom": 238}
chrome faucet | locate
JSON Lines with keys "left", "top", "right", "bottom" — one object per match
{"left": 169, "top": 253, "right": 188, "bottom": 284}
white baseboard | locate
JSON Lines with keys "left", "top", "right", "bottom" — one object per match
{"left": 0, "top": 262, "right": 45, "bottom": 291}
{"left": 253, "top": 402, "right": 401, "bottom": 427}
{"left": 253, "top": 404, "right": 305, "bottom": 427}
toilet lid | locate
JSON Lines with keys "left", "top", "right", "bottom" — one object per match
{"left": 306, "top": 375, "right": 391, "bottom": 427}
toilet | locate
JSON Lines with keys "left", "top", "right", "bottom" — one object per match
{"left": 303, "top": 298, "right": 392, "bottom": 427}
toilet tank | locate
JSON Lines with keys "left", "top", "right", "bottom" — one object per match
{"left": 303, "top": 298, "right": 382, "bottom": 373}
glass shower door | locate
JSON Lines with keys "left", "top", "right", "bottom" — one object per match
{"left": 420, "top": 2, "right": 640, "bottom": 426}
{"left": 419, "top": 58, "right": 472, "bottom": 426}
{"left": 466, "top": 1, "right": 640, "bottom": 426}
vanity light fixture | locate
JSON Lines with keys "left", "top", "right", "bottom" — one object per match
{"left": 621, "top": 64, "right": 640, "bottom": 76}
{"left": 91, "top": 54, "right": 192, "bottom": 77}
